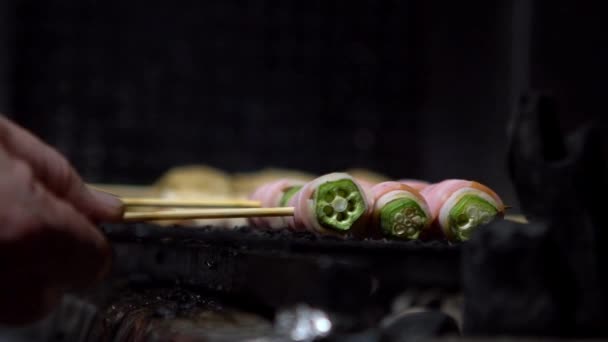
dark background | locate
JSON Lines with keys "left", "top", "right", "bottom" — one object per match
{"left": 1, "top": 0, "right": 605, "bottom": 207}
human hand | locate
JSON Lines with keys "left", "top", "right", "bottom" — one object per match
{"left": 0, "top": 116, "right": 123, "bottom": 324}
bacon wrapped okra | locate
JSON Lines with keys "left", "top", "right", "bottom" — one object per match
{"left": 370, "top": 182, "right": 432, "bottom": 239}
{"left": 398, "top": 179, "right": 431, "bottom": 191}
{"left": 421, "top": 179, "right": 505, "bottom": 241}
{"left": 249, "top": 179, "right": 305, "bottom": 229}
{"left": 287, "top": 173, "right": 373, "bottom": 235}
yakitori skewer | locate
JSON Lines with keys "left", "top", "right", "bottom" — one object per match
{"left": 248, "top": 178, "right": 305, "bottom": 229}
{"left": 123, "top": 207, "right": 294, "bottom": 222}
{"left": 286, "top": 173, "right": 372, "bottom": 236}
{"left": 421, "top": 179, "right": 506, "bottom": 241}
{"left": 370, "top": 181, "right": 432, "bottom": 240}
{"left": 120, "top": 197, "right": 261, "bottom": 208}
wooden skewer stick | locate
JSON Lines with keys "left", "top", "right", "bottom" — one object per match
{"left": 504, "top": 214, "right": 528, "bottom": 224}
{"left": 120, "top": 197, "right": 261, "bottom": 208}
{"left": 123, "top": 207, "right": 294, "bottom": 222}
{"left": 87, "top": 185, "right": 261, "bottom": 208}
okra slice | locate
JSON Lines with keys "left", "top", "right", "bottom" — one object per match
{"left": 279, "top": 186, "right": 302, "bottom": 207}
{"left": 314, "top": 179, "right": 366, "bottom": 231}
{"left": 448, "top": 194, "right": 498, "bottom": 241}
{"left": 379, "top": 198, "right": 428, "bottom": 239}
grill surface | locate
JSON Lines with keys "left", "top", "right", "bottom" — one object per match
{"left": 104, "top": 223, "right": 461, "bottom": 316}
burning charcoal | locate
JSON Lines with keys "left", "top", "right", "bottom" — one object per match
{"left": 275, "top": 305, "right": 333, "bottom": 341}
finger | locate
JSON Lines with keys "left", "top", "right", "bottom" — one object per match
{"left": 0, "top": 159, "right": 112, "bottom": 290}
{"left": 0, "top": 192, "right": 112, "bottom": 291}
{"left": 0, "top": 115, "right": 123, "bottom": 221}
{"left": 30, "top": 181, "right": 113, "bottom": 288}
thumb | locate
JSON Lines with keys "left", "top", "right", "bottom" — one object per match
{"left": 71, "top": 182, "right": 125, "bottom": 222}
{"left": 0, "top": 116, "right": 124, "bottom": 221}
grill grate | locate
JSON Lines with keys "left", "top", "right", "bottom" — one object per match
{"left": 104, "top": 223, "right": 461, "bottom": 315}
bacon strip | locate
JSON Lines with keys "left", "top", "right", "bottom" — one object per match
{"left": 248, "top": 179, "right": 305, "bottom": 229}
{"left": 370, "top": 182, "right": 431, "bottom": 238}
{"left": 420, "top": 179, "right": 504, "bottom": 240}
{"left": 398, "top": 179, "right": 431, "bottom": 191}
{"left": 287, "top": 173, "right": 373, "bottom": 235}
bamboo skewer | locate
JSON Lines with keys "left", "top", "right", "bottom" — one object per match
{"left": 123, "top": 207, "right": 295, "bottom": 222}
{"left": 87, "top": 185, "right": 261, "bottom": 208}
{"left": 504, "top": 214, "right": 528, "bottom": 224}
{"left": 120, "top": 197, "right": 261, "bottom": 208}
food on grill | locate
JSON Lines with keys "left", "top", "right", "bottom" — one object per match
{"left": 247, "top": 183, "right": 270, "bottom": 228}
{"left": 421, "top": 180, "right": 504, "bottom": 241}
{"left": 287, "top": 173, "right": 372, "bottom": 235}
{"left": 354, "top": 178, "right": 375, "bottom": 192}
{"left": 347, "top": 168, "right": 390, "bottom": 187}
{"left": 131, "top": 164, "right": 506, "bottom": 239}
{"left": 248, "top": 179, "right": 305, "bottom": 229}
{"left": 156, "top": 165, "right": 233, "bottom": 198}
{"left": 370, "top": 182, "right": 431, "bottom": 239}
{"left": 155, "top": 165, "right": 242, "bottom": 228}
{"left": 232, "top": 168, "right": 315, "bottom": 199}
{"left": 398, "top": 179, "right": 431, "bottom": 191}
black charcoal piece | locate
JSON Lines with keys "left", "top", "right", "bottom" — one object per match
{"left": 462, "top": 219, "right": 565, "bottom": 336}
{"left": 324, "top": 329, "right": 381, "bottom": 342}
{"left": 464, "top": 91, "right": 608, "bottom": 337}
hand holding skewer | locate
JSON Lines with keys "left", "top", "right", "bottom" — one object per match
{"left": 0, "top": 115, "right": 123, "bottom": 325}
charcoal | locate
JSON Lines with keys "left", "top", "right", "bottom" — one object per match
{"left": 324, "top": 329, "right": 381, "bottom": 342}
{"left": 379, "top": 310, "right": 459, "bottom": 341}
{"left": 463, "top": 219, "right": 565, "bottom": 335}
{"left": 464, "top": 92, "right": 608, "bottom": 336}
{"left": 153, "top": 305, "right": 177, "bottom": 319}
